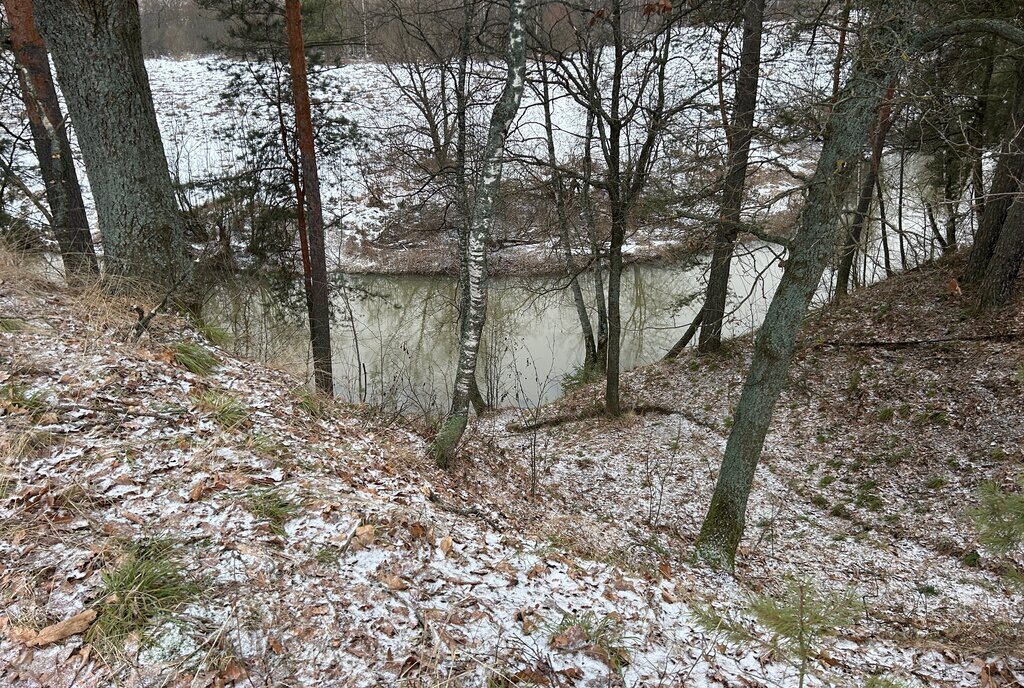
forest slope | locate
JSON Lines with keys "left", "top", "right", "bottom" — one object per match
{"left": 0, "top": 253, "right": 1021, "bottom": 687}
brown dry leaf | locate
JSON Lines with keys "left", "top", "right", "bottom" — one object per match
{"left": 611, "top": 575, "right": 634, "bottom": 592}
{"left": 120, "top": 510, "right": 146, "bottom": 526}
{"left": 559, "top": 666, "right": 584, "bottom": 681}
{"left": 28, "top": 609, "right": 97, "bottom": 647}
{"left": 218, "top": 660, "right": 247, "bottom": 684}
{"left": 549, "top": 624, "right": 587, "bottom": 651}
{"left": 661, "top": 588, "right": 679, "bottom": 604}
{"left": 187, "top": 478, "right": 209, "bottom": 503}
{"left": 440, "top": 536, "right": 453, "bottom": 557}
{"left": 407, "top": 521, "right": 428, "bottom": 540}
{"left": 494, "top": 561, "right": 517, "bottom": 576}
{"left": 354, "top": 524, "right": 376, "bottom": 549}
{"left": 384, "top": 574, "right": 408, "bottom": 591}
{"left": 397, "top": 654, "right": 420, "bottom": 678}
{"left": 267, "top": 634, "right": 284, "bottom": 654}
{"left": 527, "top": 563, "right": 547, "bottom": 579}
{"left": 658, "top": 561, "right": 672, "bottom": 579}
{"left": 511, "top": 667, "right": 550, "bottom": 684}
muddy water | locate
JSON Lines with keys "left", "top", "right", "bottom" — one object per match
{"left": 202, "top": 244, "right": 787, "bottom": 414}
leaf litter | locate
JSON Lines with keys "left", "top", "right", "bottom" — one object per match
{"left": 0, "top": 258, "right": 1021, "bottom": 687}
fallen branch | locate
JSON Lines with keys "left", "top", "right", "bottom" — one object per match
{"left": 663, "top": 308, "right": 704, "bottom": 360}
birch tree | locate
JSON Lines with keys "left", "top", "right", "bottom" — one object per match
{"left": 430, "top": 0, "right": 527, "bottom": 467}
{"left": 33, "top": 0, "right": 192, "bottom": 288}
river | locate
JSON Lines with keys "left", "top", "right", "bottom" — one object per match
{"left": 202, "top": 244, "right": 787, "bottom": 415}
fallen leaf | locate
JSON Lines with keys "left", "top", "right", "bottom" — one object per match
{"left": 384, "top": 574, "right": 408, "bottom": 591}
{"left": 559, "top": 666, "right": 584, "bottom": 681}
{"left": 549, "top": 624, "right": 587, "bottom": 651}
{"left": 440, "top": 536, "right": 453, "bottom": 557}
{"left": 187, "top": 478, "right": 209, "bottom": 502}
{"left": 219, "top": 660, "right": 247, "bottom": 683}
{"left": 268, "top": 634, "right": 284, "bottom": 654}
{"left": 511, "top": 667, "right": 550, "bottom": 684}
{"left": 354, "top": 523, "right": 375, "bottom": 548}
{"left": 28, "top": 609, "right": 97, "bottom": 647}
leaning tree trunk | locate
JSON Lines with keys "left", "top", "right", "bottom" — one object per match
{"left": 286, "top": 0, "right": 334, "bottom": 396}
{"left": 4, "top": 0, "right": 97, "bottom": 279}
{"left": 430, "top": 0, "right": 527, "bottom": 468}
{"left": 976, "top": 193, "right": 1024, "bottom": 310}
{"left": 694, "top": 7, "right": 910, "bottom": 571}
{"left": 33, "top": 0, "right": 192, "bottom": 288}
{"left": 834, "top": 79, "right": 897, "bottom": 298}
{"left": 963, "top": 58, "right": 1024, "bottom": 285}
{"left": 698, "top": 0, "right": 765, "bottom": 353}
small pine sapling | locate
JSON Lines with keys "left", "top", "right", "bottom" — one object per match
{"left": 970, "top": 479, "right": 1024, "bottom": 592}
{"left": 693, "top": 578, "right": 861, "bottom": 688}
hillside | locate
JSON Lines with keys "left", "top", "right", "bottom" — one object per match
{"left": 1, "top": 253, "right": 1022, "bottom": 688}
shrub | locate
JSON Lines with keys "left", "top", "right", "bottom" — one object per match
{"left": 560, "top": 364, "right": 603, "bottom": 394}
{"left": 194, "top": 390, "right": 248, "bottom": 429}
{"left": 694, "top": 579, "right": 860, "bottom": 688}
{"left": 247, "top": 488, "right": 297, "bottom": 537}
{"left": 548, "top": 610, "right": 629, "bottom": 671}
{"left": 86, "top": 539, "right": 199, "bottom": 656}
{"left": 173, "top": 342, "right": 219, "bottom": 375}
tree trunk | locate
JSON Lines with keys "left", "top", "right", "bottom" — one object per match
{"left": 964, "top": 58, "right": 1024, "bottom": 285}
{"left": 539, "top": 61, "right": 598, "bottom": 369}
{"left": 694, "top": 8, "right": 910, "bottom": 570}
{"left": 33, "top": 0, "right": 191, "bottom": 288}
{"left": 977, "top": 193, "right": 1024, "bottom": 310}
{"left": 698, "top": 0, "right": 765, "bottom": 352}
{"left": 4, "top": 0, "right": 97, "bottom": 279}
{"left": 605, "top": 207, "right": 624, "bottom": 415}
{"left": 835, "top": 79, "right": 897, "bottom": 297}
{"left": 581, "top": 109, "right": 608, "bottom": 374}
{"left": 430, "top": 0, "right": 526, "bottom": 467}
{"left": 286, "top": 0, "right": 334, "bottom": 396}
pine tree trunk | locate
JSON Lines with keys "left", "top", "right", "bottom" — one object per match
{"left": 694, "top": 7, "right": 910, "bottom": 570}
{"left": 699, "top": 0, "right": 765, "bottom": 352}
{"left": 430, "top": 0, "right": 526, "bottom": 467}
{"left": 4, "top": 0, "right": 97, "bottom": 279}
{"left": 976, "top": 194, "right": 1024, "bottom": 310}
{"left": 835, "top": 80, "right": 897, "bottom": 297}
{"left": 286, "top": 0, "right": 334, "bottom": 396}
{"left": 964, "top": 59, "right": 1024, "bottom": 285}
{"left": 33, "top": 0, "right": 191, "bottom": 288}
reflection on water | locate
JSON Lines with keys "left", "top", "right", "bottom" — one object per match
{"left": 202, "top": 244, "right": 785, "bottom": 413}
